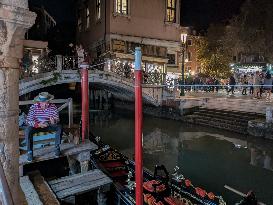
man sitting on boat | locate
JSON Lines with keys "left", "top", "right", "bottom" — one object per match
{"left": 25, "top": 92, "right": 62, "bottom": 162}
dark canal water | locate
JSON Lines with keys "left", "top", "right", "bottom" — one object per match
{"left": 89, "top": 110, "right": 273, "bottom": 205}
{"left": 29, "top": 85, "right": 272, "bottom": 204}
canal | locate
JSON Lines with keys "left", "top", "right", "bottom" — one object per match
{"left": 26, "top": 85, "right": 273, "bottom": 204}
{"left": 89, "top": 110, "right": 273, "bottom": 205}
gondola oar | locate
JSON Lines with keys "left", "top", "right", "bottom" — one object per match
{"left": 224, "top": 185, "right": 266, "bottom": 205}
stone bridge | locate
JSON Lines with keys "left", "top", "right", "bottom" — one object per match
{"left": 19, "top": 68, "right": 171, "bottom": 106}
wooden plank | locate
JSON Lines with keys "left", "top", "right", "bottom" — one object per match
{"left": 49, "top": 169, "right": 102, "bottom": 186}
{"left": 20, "top": 176, "right": 43, "bottom": 205}
{"left": 55, "top": 177, "right": 111, "bottom": 199}
{"left": 48, "top": 169, "right": 112, "bottom": 199}
{"left": 20, "top": 140, "right": 97, "bottom": 166}
{"left": 28, "top": 171, "right": 60, "bottom": 205}
{"left": 51, "top": 174, "right": 106, "bottom": 192}
{"left": 19, "top": 99, "right": 69, "bottom": 106}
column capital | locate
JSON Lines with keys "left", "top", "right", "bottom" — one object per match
{"left": 0, "top": 3, "right": 36, "bottom": 67}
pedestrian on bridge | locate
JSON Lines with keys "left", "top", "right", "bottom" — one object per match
{"left": 25, "top": 92, "right": 62, "bottom": 162}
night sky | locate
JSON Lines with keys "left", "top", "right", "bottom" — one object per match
{"left": 28, "top": 0, "right": 76, "bottom": 23}
{"left": 182, "top": 0, "right": 246, "bottom": 29}
{"left": 29, "top": 0, "right": 245, "bottom": 29}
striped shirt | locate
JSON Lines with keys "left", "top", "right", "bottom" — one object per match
{"left": 26, "top": 103, "right": 59, "bottom": 127}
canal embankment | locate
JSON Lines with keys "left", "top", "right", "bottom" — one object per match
{"left": 113, "top": 97, "right": 273, "bottom": 140}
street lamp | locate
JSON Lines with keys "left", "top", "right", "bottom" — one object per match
{"left": 180, "top": 33, "right": 187, "bottom": 96}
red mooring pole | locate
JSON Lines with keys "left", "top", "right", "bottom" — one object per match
{"left": 80, "top": 62, "right": 89, "bottom": 143}
{"left": 134, "top": 47, "right": 143, "bottom": 205}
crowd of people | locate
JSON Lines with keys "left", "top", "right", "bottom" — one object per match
{"left": 168, "top": 71, "right": 273, "bottom": 101}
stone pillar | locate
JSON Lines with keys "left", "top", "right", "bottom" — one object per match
{"left": 0, "top": 1, "right": 36, "bottom": 204}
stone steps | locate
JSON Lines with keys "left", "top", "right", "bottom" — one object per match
{"left": 185, "top": 108, "right": 265, "bottom": 134}
{"left": 195, "top": 111, "right": 253, "bottom": 122}
{"left": 193, "top": 118, "right": 247, "bottom": 134}
{"left": 200, "top": 107, "right": 265, "bottom": 115}
{"left": 202, "top": 103, "right": 266, "bottom": 113}
{"left": 197, "top": 108, "right": 265, "bottom": 121}
{"left": 191, "top": 114, "right": 248, "bottom": 127}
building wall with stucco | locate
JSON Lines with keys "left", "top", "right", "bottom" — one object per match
{"left": 76, "top": 0, "right": 188, "bottom": 76}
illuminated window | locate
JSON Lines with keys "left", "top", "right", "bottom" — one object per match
{"left": 86, "top": 7, "right": 90, "bottom": 29}
{"left": 78, "top": 12, "right": 82, "bottom": 32}
{"left": 166, "top": 0, "right": 176, "bottom": 23}
{"left": 115, "top": 0, "right": 129, "bottom": 15}
{"left": 96, "top": 0, "right": 101, "bottom": 20}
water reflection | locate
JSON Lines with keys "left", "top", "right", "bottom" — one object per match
{"left": 91, "top": 111, "right": 273, "bottom": 204}
{"left": 248, "top": 139, "right": 273, "bottom": 171}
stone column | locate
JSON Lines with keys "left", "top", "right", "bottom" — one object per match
{"left": 0, "top": 1, "right": 36, "bottom": 204}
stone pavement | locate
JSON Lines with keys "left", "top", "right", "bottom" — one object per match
{"left": 173, "top": 91, "right": 273, "bottom": 114}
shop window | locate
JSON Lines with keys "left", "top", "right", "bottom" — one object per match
{"left": 96, "top": 0, "right": 101, "bottom": 20}
{"left": 86, "top": 7, "right": 90, "bottom": 29}
{"left": 166, "top": 0, "right": 176, "bottom": 23}
{"left": 115, "top": 0, "right": 129, "bottom": 15}
{"left": 167, "top": 54, "right": 176, "bottom": 65}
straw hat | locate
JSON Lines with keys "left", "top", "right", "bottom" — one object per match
{"left": 34, "top": 92, "right": 54, "bottom": 102}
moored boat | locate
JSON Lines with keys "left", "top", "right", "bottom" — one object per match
{"left": 91, "top": 137, "right": 228, "bottom": 205}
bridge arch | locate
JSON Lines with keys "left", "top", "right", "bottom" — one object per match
{"left": 19, "top": 70, "right": 163, "bottom": 106}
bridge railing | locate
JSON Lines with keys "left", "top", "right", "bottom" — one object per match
{"left": 21, "top": 55, "right": 166, "bottom": 84}
{"left": 20, "top": 55, "right": 173, "bottom": 104}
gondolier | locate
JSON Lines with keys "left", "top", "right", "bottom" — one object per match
{"left": 25, "top": 92, "right": 62, "bottom": 162}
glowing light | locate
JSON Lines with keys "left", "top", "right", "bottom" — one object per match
{"left": 181, "top": 33, "right": 187, "bottom": 44}
{"left": 32, "top": 55, "right": 39, "bottom": 73}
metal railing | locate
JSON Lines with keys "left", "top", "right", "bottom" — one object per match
{"left": 20, "top": 55, "right": 165, "bottom": 85}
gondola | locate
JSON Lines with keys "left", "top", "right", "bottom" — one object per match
{"left": 91, "top": 137, "right": 230, "bottom": 205}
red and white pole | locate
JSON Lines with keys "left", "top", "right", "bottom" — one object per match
{"left": 134, "top": 47, "right": 143, "bottom": 205}
{"left": 80, "top": 62, "right": 89, "bottom": 143}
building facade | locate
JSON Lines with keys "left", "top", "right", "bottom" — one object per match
{"left": 76, "top": 0, "right": 187, "bottom": 83}
{"left": 26, "top": 6, "right": 56, "bottom": 41}
{"left": 167, "top": 31, "right": 202, "bottom": 79}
